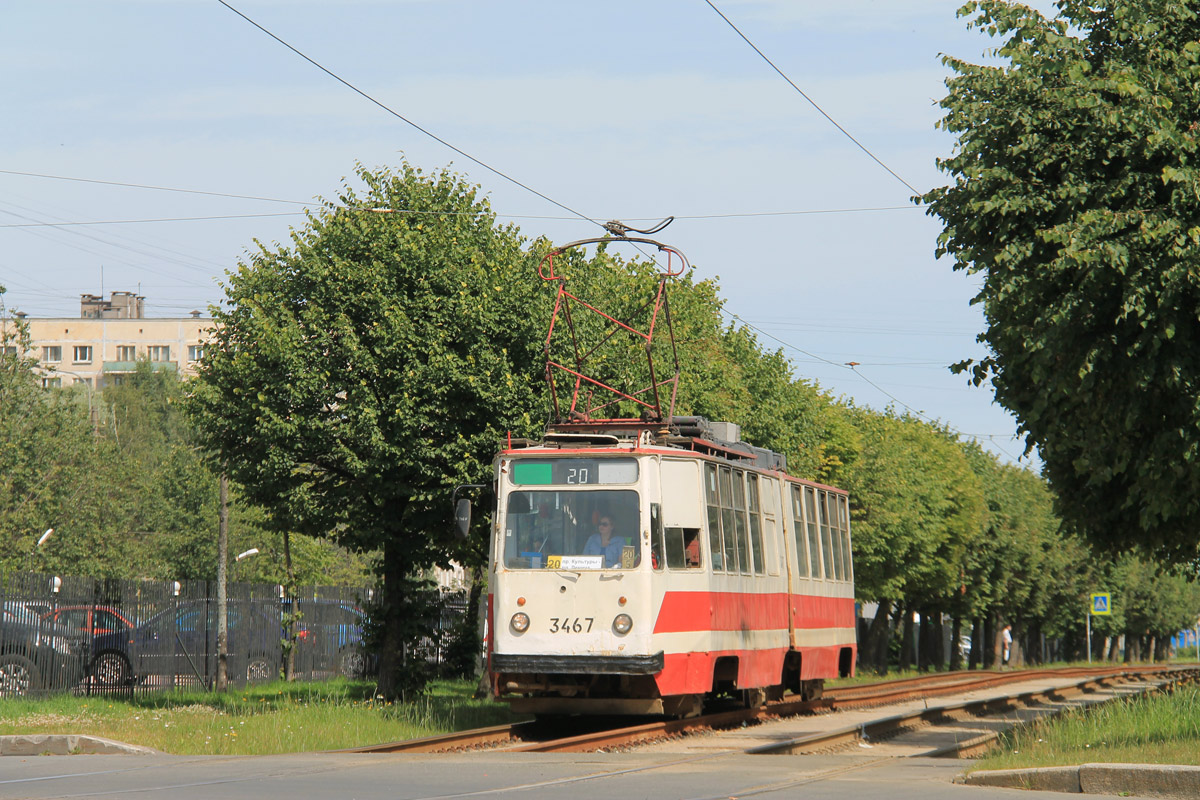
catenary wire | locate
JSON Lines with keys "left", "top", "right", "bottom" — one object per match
{"left": 720, "top": 307, "right": 1023, "bottom": 458}
{"left": 216, "top": 0, "right": 602, "bottom": 229}
{"left": 0, "top": 168, "right": 918, "bottom": 220}
{"left": 704, "top": 0, "right": 922, "bottom": 197}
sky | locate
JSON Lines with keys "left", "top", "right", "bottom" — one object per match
{"left": 0, "top": 0, "right": 1063, "bottom": 466}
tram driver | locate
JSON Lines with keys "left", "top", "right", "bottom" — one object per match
{"left": 583, "top": 515, "right": 627, "bottom": 568}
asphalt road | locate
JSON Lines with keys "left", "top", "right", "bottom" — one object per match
{"left": 0, "top": 749, "right": 1169, "bottom": 800}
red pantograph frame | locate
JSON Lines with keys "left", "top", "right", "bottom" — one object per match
{"left": 538, "top": 235, "right": 689, "bottom": 424}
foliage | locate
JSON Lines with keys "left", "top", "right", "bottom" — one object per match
{"left": 924, "top": 0, "right": 1200, "bottom": 561}
{"left": 0, "top": 292, "right": 132, "bottom": 576}
{"left": 187, "top": 163, "right": 547, "bottom": 697}
{"left": 836, "top": 407, "right": 984, "bottom": 606}
{"left": 976, "top": 685, "right": 1200, "bottom": 770}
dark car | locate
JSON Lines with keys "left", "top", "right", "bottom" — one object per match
{"left": 42, "top": 605, "right": 135, "bottom": 636}
{"left": 289, "top": 600, "right": 373, "bottom": 678}
{"left": 89, "top": 599, "right": 282, "bottom": 688}
{"left": 0, "top": 610, "right": 90, "bottom": 697}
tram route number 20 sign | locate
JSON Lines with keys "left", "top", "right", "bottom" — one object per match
{"left": 1090, "top": 593, "right": 1112, "bottom": 615}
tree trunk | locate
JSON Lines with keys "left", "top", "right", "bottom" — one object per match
{"left": 283, "top": 530, "right": 296, "bottom": 681}
{"left": 931, "top": 611, "right": 945, "bottom": 671}
{"left": 863, "top": 600, "right": 892, "bottom": 675}
{"left": 989, "top": 614, "right": 1003, "bottom": 670}
{"left": 969, "top": 618, "right": 982, "bottom": 670}
{"left": 1154, "top": 635, "right": 1170, "bottom": 662}
{"left": 472, "top": 564, "right": 491, "bottom": 697}
{"left": 216, "top": 471, "right": 229, "bottom": 692}
{"left": 899, "top": 606, "right": 914, "bottom": 672}
{"left": 375, "top": 534, "right": 409, "bottom": 700}
{"left": 950, "top": 616, "right": 964, "bottom": 671}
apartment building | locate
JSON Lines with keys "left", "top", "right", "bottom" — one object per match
{"left": 12, "top": 292, "right": 213, "bottom": 389}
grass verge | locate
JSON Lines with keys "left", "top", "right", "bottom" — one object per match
{"left": 971, "top": 684, "right": 1200, "bottom": 771}
{"left": 0, "top": 679, "right": 521, "bottom": 755}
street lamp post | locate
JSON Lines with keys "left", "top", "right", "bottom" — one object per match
{"left": 233, "top": 548, "right": 260, "bottom": 585}
{"left": 26, "top": 528, "right": 54, "bottom": 572}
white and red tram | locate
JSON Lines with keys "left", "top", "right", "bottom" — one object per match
{"left": 487, "top": 419, "right": 856, "bottom": 717}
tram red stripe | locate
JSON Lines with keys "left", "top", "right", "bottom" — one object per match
{"left": 653, "top": 591, "right": 854, "bottom": 633}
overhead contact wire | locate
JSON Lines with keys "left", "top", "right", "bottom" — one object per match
{"left": 216, "top": 0, "right": 601, "bottom": 230}
{"left": 704, "top": 0, "right": 922, "bottom": 197}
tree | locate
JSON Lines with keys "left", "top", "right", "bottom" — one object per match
{"left": 835, "top": 408, "right": 984, "bottom": 672}
{"left": 924, "top": 0, "right": 1200, "bottom": 561}
{"left": 0, "top": 289, "right": 134, "bottom": 577}
{"left": 187, "top": 163, "right": 547, "bottom": 698}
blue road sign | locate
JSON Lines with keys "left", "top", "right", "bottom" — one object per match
{"left": 1090, "top": 592, "right": 1111, "bottom": 615}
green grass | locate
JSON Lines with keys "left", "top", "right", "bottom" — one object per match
{"left": 972, "top": 685, "right": 1200, "bottom": 771}
{"left": 0, "top": 679, "right": 522, "bottom": 755}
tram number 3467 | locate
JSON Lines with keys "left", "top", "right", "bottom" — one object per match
{"left": 549, "top": 617, "right": 595, "bottom": 633}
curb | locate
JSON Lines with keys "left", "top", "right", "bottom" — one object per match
{"left": 0, "top": 734, "right": 160, "bottom": 756}
{"left": 964, "top": 763, "right": 1200, "bottom": 798}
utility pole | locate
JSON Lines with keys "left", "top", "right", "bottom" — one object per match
{"left": 216, "top": 471, "right": 229, "bottom": 691}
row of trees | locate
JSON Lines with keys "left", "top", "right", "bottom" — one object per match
{"left": 0, "top": 312, "right": 373, "bottom": 586}
{"left": 5, "top": 157, "right": 1199, "bottom": 696}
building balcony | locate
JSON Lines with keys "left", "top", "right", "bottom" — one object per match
{"left": 103, "top": 360, "right": 177, "bottom": 374}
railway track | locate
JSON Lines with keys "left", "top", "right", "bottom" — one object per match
{"left": 346, "top": 663, "right": 1199, "bottom": 756}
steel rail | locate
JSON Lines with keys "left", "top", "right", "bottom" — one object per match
{"left": 343, "top": 664, "right": 1199, "bottom": 755}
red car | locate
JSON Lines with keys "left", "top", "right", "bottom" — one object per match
{"left": 41, "top": 606, "right": 134, "bottom": 636}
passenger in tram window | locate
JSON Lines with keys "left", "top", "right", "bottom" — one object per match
{"left": 684, "top": 531, "right": 701, "bottom": 568}
{"left": 583, "top": 515, "right": 627, "bottom": 568}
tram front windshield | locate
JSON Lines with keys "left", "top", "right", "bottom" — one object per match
{"left": 503, "top": 490, "right": 640, "bottom": 570}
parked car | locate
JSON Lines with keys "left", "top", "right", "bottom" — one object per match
{"left": 89, "top": 600, "right": 282, "bottom": 688}
{"left": 0, "top": 612, "right": 90, "bottom": 697}
{"left": 42, "top": 605, "right": 135, "bottom": 636}
{"left": 289, "top": 600, "right": 373, "bottom": 678}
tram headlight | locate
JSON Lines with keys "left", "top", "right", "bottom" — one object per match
{"left": 510, "top": 612, "right": 530, "bottom": 633}
{"left": 613, "top": 613, "right": 633, "bottom": 635}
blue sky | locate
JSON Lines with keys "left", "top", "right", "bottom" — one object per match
{"left": 1, "top": 0, "right": 1062, "bottom": 465}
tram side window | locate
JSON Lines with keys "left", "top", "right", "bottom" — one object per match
{"left": 732, "top": 470, "right": 751, "bottom": 575}
{"left": 719, "top": 466, "right": 740, "bottom": 573}
{"left": 746, "top": 475, "right": 765, "bottom": 575}
{"left": 665, "top": 527, "right": 703, "bottom": 569}
{"left": 804, "top": 486, "right": 823, "bottom": 578}
{"left": 819, "top": 491, "right": 837, "bottom": 581}
{"left": 705, "top": 464, "right": 725, "bottom": 571}
{"left": 791, "top": 485, "right": 809, "bottom": 578}
{"left": 650, "top": 503, "right": 664, "bottom": 571}
{"left": 838, "top": 495, "right": 853, "bottom": 581}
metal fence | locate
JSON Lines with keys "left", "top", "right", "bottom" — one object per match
{"left": 0, "top": 571, "right": 467, "bottom": 698}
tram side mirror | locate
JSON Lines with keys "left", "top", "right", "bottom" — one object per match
{"left": 454, "top": 498, "right": 472, "bottom": 540}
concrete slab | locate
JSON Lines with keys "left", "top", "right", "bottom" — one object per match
{"left": 1080, "top": 763, "right": 1200, "bottom": 799}
{"left": 0, "top": 734, "right": 159, "bottom": 756}
{"left": 963, "top": 765, "right": 1082, "bottom": 793}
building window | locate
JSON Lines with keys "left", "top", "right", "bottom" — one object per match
{"left": 44, "top": 346, "right": 62, "bottom": 363}
{"left": 147, "top": 345, "right": 170, "bottom": 362}
{"left": 117, "top": 345, "right": 136, "bottom": 361}
{"left": 1, "top": 345, "right": 16, "bottom": 357}
{"left": 42, "top": 377, "right": 62, "bottom": 389}
{"left": 76, "top": 377, "right": 94, "bottom": 389}
{"left": 187, "top": 344, "right": 204, "bottom": 362}
{"left": 73, "top": 345, "right": 93, "bottom": 363}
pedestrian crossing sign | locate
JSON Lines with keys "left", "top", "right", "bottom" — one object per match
{"left": 1091, "top": 593, "right": 1111, "bottom": 615}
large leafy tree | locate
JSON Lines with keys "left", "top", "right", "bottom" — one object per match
{"left": 924, "top": 0, "right": 1200, "bottom": 561}
{"left": 187, "top": 164, "right": 547, "bottom": 698}
{"left": 835, "top": 408, "right": 984, "bottom": 671}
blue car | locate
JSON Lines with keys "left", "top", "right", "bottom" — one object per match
{"left": 288, "top": 599, "right": 373, "bottom": 678}
{"left": 90, "top": 599, "right": 282, "bottom": 688}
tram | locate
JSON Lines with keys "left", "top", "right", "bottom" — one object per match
{"left": 479, "top": 222, "right": 856, "bottom": 717}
